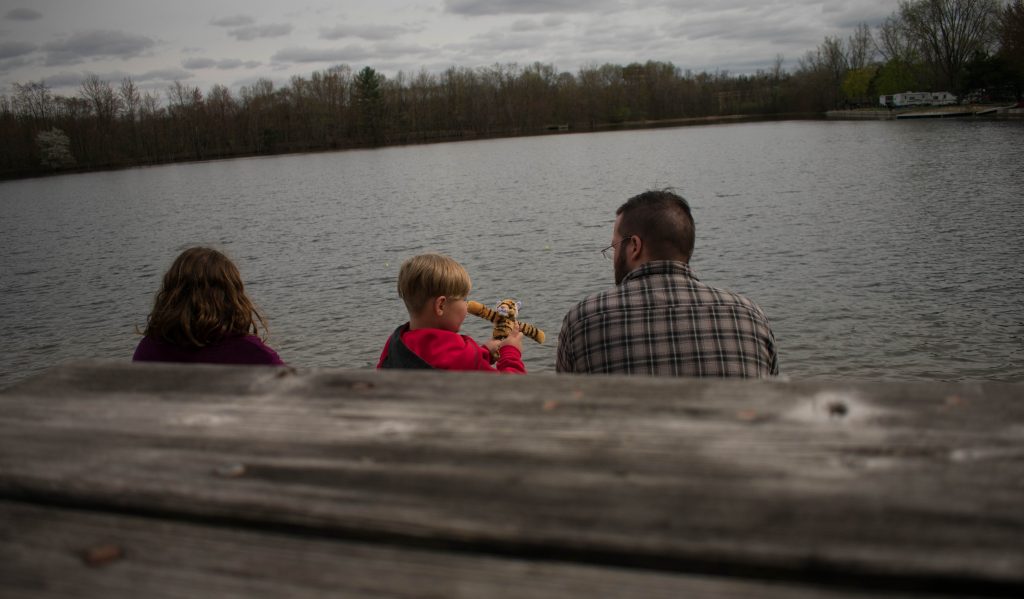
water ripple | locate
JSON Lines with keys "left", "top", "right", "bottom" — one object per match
{"left": 2, "top": 119, "right": 1022, "bottom": 385}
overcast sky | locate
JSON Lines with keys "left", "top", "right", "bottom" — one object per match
{"left": 1, "top": 0, "right": 896, "bottom": 98}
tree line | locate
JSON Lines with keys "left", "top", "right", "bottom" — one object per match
{"left": 808, "top": 0, "right": 1022, "bottom": 107}
{"left": 2, "top": 0, "right": 1020, "bottom": 179}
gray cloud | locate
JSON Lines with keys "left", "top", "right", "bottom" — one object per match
{"left": 182, "top": 57, "right": 216, "bottom": 69}
{"left": 228, "top": 23, "right": 293, "bottom": 41}
{"left": 273, "top": 42, "right": 431, "bottom": 64}
{"left": 580, "top": 21, "right": 653, "bottom": 50}
{"left": 668, "top": 16, "right": 814, "bottom": 45}
{"left": 427, "top": 1, "right": 847, "bottom": 76}
{"left": 510, "top": 19, "right": 540, "bottom": 32}
{"left": 273, "top": 45, "right": 374, "bottom": 64}
{"left": 655, "top": 0, "right": 890, "bottom": 39}
{"left": 827, "top": 1, "right": 892, "bottom": 29}
{"left": 183, "top": 57, "right": 260, "bottom": 69}
{"left": 42, "top": 67, "right": 194, "bottom": 90}
{"left": 2, "top": 0, "right": 900, "bottom": 97}
{"left": 320, "top": 24, "right": 416, "bottom": 41}
{"left": 445, "top": 0, "right": 617, "bottom": 16}
{"left": 446, "top": 31, "right": 550, "bottom": 57}
{"left": 0, "top": 56, "right": 32, "bottom": 75}
{"left": 647, "top": 2, "right": 827, "bottom": 53}
{"left": 210, "top": 15, "right": 254, "bottom": 27}
{"left": 138, "top": 67, "right": 193, "bottom": 81}
{"left": 216, "top": 58, "right": 261, "bottom": 69}
{"left": 4, "top": 8, "right": 42, "bottom": 21}
{"left": 231, "top": 74, "right": 283, "bottom": 90}
{"left": 508, "top": 16, "right": 570, "bottom": 32}
{"left": 43, "top": 30, "right": 155, "bottom": 66}
{"left": 377, "top": 43, "right": 433, "bottom": 58}
{"left": 0, "top": 41, "right": 36, "bottom": 59}
{"left": 42, "top": 72, "right": 91, "bottom": 88}
{"left": 44, "top": 71, "right": 127, "bottom": 89}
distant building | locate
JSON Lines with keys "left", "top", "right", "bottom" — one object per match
{"left": 879, "top": 92, "right": 957, "bottom": 108}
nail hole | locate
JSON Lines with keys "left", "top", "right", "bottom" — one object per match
{"left": 828, "top": 401, "right": 848, "bottom": 418}
{"left": 83, "top": 544, "right": 123, "bottom": 567}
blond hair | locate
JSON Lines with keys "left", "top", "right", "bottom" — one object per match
{"left": 397, "top": 254, "right": 471, "bottom": 314}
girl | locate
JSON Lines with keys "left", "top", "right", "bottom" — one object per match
{"left": 133, "top": 247, "right": 284, "bottom": 365}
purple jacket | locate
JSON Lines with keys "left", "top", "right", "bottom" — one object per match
{"left": 133, "top": 335, "right": 284, "bottom": 366}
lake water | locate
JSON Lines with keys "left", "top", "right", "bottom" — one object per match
{"left": 2, "top": 119, "right": 1022, "bottom": 386}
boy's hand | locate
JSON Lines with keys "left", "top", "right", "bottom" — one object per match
{"left": 499, "top": 324, "right": 524, "bottom": 352}
{"left": 483, "top": 338, "right": 501, "bottom": 363}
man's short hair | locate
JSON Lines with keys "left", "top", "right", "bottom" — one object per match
{"left": 397, "top": 254, "right": 472, "bottom": 313}
{"left": 616, "top": 190, "right": 695, "bottom": 262}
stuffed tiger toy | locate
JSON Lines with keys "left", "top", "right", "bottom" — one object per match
{"left": 467, "top": 299, "right": 546, "bottom": 344}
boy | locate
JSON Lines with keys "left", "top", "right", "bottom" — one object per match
{"left": 377, "top": 254, "right": 525, "bottom": 373}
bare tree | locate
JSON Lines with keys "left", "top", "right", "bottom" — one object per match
{"left": 12, "top": 81, "right": 54, "bottom": 120}
{"left": 206, "top": 84, "right": 236, "bottom": 120}
{"left": 999, "top": 0, "right": 1024, "bottom": 97}
{"left": 1002, "top": 0, "right": 1024, "bottom": 53}
{"left": 899, "top": 0, "right": 1001, "bottom": 91}
{"left": 876, "top": 13, "right": 917, "bottom": 63}
{"left": 54, "top": 96, "right": 90, "bottom": 120}
{"left": 167, "top": 81, "right": 203, "bottom": 113}
{"left": 80, "top": 75, "right": 122, "bottom": 121}
{"left": 140, "top": 90, "right": 161, "bottom": 118}
{"left": 119, "top": 78, "right": 141, "bottom": 122}
{"left": 848, "top": 23, "right": 876, "bottom": 69}
{"left": 206, "top": 84, "right": 237, "bottom": 149}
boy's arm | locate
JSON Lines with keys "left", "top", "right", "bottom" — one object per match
{"left": 456, "top": 335, "right": 524, "bottom": 373}
{"left": 494, "top": 345, "right": 526, "bottom": 373}
{"left": 494, "top": 327, "right": 525, "bottom": 373}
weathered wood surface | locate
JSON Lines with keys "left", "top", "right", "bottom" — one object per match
{"left": 1, "top": 361, "right": 1022, "bottom": 597}
{"left": 2, "top": 500, "right": 944, "bottom": 598}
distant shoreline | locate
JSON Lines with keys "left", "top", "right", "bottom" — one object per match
{"left": 4, "top": 109, "right": 1019, "bottom": 182}
{"left": 1, "top": 112, "right": 822, "bottom": 182}
{"left": 826, "top": 105, "right": 1024, "bottom": 120}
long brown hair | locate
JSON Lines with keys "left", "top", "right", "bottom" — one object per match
{"left": 144, "top": 247, "right": 269, "bottom": 348}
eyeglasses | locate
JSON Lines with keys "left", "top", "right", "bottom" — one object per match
{"left": 601, "top": 236, "right": 633, "bottom": 260}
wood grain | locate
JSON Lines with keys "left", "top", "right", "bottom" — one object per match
{"left": 2, "top": 361, "right": 1022, "bottom": 595}
{"left": 2, "top": 500, "right": 954, "bottom": 599}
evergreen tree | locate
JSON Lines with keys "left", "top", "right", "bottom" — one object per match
{"left": 353, "top": 66, "right": 385, "bottom": 145}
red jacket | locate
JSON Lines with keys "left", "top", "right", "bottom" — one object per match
{"left": 377, "top": 326, "right": 526, "bottom": 373}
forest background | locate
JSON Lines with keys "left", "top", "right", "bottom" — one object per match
{"left": 4, "top": 0, "right": 1022, "bottom": 179}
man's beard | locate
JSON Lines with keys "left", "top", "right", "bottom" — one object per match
{"left": 614, "top": 246, "right": 628, "bottom": 285}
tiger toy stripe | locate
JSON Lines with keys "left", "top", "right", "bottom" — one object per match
{"left": 467, "top": 299, "right": 546, "bottom": 344}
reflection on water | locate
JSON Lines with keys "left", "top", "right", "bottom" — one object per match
{"left": 2, "top": 119, "right": 1023, "bottom": 386}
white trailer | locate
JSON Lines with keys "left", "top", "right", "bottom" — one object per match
{"left": 879, "top": 91, "right": 956, "bottom": 108}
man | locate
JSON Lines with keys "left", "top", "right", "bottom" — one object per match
{"left": 556, "top": 190, "right": 779, "bottom": 376}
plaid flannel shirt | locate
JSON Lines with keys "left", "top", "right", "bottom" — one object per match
{"left": 556, "top": 261, "right": 779, "bottom": 377}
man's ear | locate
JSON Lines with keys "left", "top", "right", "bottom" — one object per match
{"left": 627, "top": 235, "right": 643, "bottom": 261}
{"left": 433, "top": 296, "right": 446, "bottom": 316}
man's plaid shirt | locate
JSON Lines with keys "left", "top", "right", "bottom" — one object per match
{"left": 556, "top": 261, "right": 779, "bottom": 376}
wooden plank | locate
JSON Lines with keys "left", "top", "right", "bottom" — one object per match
{"left": 2, "top": 361, "right": 1023, "bottom": 594}
{"left": 0, "top": 500, "right": 943, "bottom": 599}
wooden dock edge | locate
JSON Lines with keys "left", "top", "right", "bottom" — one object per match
{"left": 1, "top": 360, "right": 1022, "bottom": 597}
